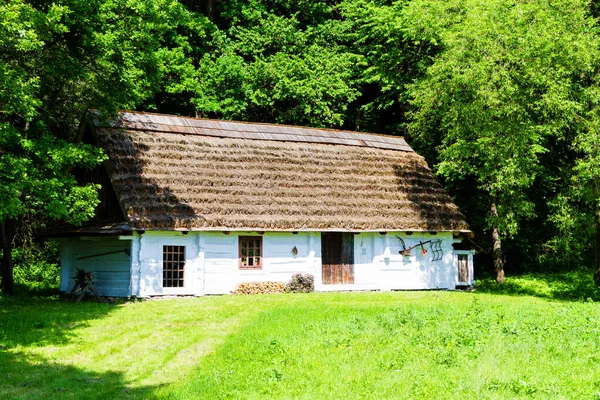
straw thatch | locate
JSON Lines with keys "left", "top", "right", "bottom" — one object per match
{"left": 92, "top": 112, "right": 469, "bottom": 232}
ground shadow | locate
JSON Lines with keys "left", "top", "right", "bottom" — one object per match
{"left": 0, "top": 296, "right": 162, "bottom": 399}
{"left": 0, "top": 351, "right": 159, "bottom": 399}
{"left": 473, "top": 269, "right": 600, "bottom": 302}
{"left": 0, "top": 296, "right": 121, "bottom": 348}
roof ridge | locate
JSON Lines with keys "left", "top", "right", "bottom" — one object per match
{"left": 95, "top": 109, "right": 405, "bottom": 139}
{"left": 91, "top": 110, "right": 414, "bottom": 153}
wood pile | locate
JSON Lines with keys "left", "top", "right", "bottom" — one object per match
{"left": 232, "top": 281, "right": 286, "bottom": 295}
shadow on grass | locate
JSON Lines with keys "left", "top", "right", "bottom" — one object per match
{"left": 0, "top": 295, "right": 123, "bottom": 348}
{"left": 475, "top": 268, "right": 600, "bottom": 302}
{"left": 0, "top": 295, "right": 162, "bottom": 399}
{"left": 12, "top": 282, "right": 61, "bottom": 297}
{"left": 0, "top": 351, "right": 159, "bottom": 400}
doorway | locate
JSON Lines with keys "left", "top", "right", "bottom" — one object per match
{"left": 321, "top": 232, "right": 354, "bottom": 284}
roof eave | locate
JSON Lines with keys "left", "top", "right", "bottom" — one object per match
{"left": 128, "top": 227, "right": 472, "bottom": 235}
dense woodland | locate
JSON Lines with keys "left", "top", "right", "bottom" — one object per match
{"left": 2, "top": 0, "right": 600, "bottom": 294}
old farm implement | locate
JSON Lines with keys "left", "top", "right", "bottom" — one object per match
{"left": 70, "top": 268, "right": 101, "bottom": 302}
{"left": 395, "top": 236, "right": 443, "bottom": 261}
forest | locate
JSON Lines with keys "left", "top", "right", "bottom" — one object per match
{"left": 2, "top": 0, "right": 600, "bottom": 294}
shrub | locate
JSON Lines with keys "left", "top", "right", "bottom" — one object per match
{"left": 232, "top": 281, "right": 287, "bottom": 295}
{"left": 12, "top": 241, "right": 60, "bottom": 294}
{"left": 286, "top": 273, "right": 314, "bottom": 293}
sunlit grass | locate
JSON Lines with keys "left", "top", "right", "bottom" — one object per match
{"left": 166, "top": 292, "right": 600, "bottom": 399}
{"left": 2, "top": 271, "right": 600, "bottom": 399}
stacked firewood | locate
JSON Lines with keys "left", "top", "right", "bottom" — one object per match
{"left": 232, "top": 281, "right": 286, "bottom": 295}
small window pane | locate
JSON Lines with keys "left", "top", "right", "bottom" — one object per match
{"left": 163, "top": 245, "right": 185, "bottom": 287}
{"left": 239, "top": 236, "right": 263, "bottom": 269}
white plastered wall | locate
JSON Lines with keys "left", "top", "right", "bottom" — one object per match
{"left": 316, "top": 232, "right": 457, "bottom": 291}
{"left": 132, "top": 231, "right": 201, "bottom": 297}
{"left": 58, "top": 236, "right": 132, "bottom": 297}
{"left": 202, "top": 231, "right": 319, "bottom": 295}
{"left": 59, "top": 230, "right": 465, "bottom": 297}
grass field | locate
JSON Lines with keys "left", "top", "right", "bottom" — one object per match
{"left": 2, "top": 271, "right": 600, "bottom": 399}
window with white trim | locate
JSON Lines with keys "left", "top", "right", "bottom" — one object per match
{"left": 239, "top": 236, "right": 262, "bottom": 269}
{"left": 163, "top": 245, "right": 185, "bottom": 287}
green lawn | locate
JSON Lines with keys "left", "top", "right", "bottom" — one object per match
{"left": 2, "top": 272, "right": 600, "bottom": 399}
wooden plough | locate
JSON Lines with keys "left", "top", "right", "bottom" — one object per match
{"left": 395, "top": 236, "right": 444, "bottom": 261}
{"left": 70, "top": 268, "right": 101, "bottom": 302}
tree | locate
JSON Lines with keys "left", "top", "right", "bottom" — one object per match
{"left": 574, "top": 112, "right": 600, "bottom": 283}
{"left": 0, "top": 0, "right": 206, "bottom": 294}
{"left": 406, "top": 0, "right": 600, "bottom": 282}
{"left": 191, "top": 0, "right": 361, "bottom": 127}
{"left": 339, "top": 0, "right": 435, "bottom": 135}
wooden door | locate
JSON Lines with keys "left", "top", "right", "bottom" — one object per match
{"left": 457, "top": 254, "right": 469, "bottom": 283}
{"left": 322, "top": 232, "right": 354, "bottom": 284}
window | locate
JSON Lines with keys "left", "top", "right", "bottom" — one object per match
{"left": 239, "top": 236, "right": 262, "bottom": 269}
{"left": 457, "top": 254, "right": 469, "bottom": 283}
{"left": 163, "top": 245, "right": 185, "bottom": 287}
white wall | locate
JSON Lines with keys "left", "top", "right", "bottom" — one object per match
{"left": 58, "top": 237, "right": 131, "bottom": 297}
{"left": 133, "top": 231, "right": 201, "bottom": 297}
{"left": 316, "top": 232, "right": 457, "bottom": 291}
{"left": 202, "top": 232, "right": 319, "bottom": 295}
{"left": 59, "top": 231, "right": 470, "bottom": 297}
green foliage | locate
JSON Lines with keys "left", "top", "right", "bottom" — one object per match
{"left": 573, "top": 107, "right": 600, "bottom": 208}
{"left": 0, "top": 0, "right": 208, "bottom": 292}
{"left": 193, "top": 1, "right": 360, "bottom": 127}
{"left": 0, "top": 124, "right": 106, "bottom": 224}
{"left": 0, "top": 0, "right": 208, "bottom": 222}
{"left": 407, "top": 0, "right": 600, "bottom": 240}
{"left": 539, "top": 195, "right": 596, "bottom": 270}
{"left": 339, "top": 0, "right": 431, "bottom": 134}
{"left": 12, "top": 242, "right": 61, "bottom": 294}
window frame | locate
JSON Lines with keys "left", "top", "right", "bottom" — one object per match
{"left": 454, "top": 250, "right": 474, "bottom": 285}
{"left": 162, "top": 245, "right": 186, "bottom": 288}
{"left": 239, "top": 236, "right": 263, "bottom": 270}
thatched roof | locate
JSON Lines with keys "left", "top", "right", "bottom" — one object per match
{"left": 91, "top": 111, "right": 469, "bottom": 232}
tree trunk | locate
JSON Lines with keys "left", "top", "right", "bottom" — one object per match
{"left": 594, "top": 202, "right": 600, "bottom": 286}
{"left": 491, "top": 202, "right": 505, "bottom": 284}
{"left": 0, "top": 220, "right": 15, "bottom": 295}
{"left": 206, "top": 0, "right": 216, "bottom": 21}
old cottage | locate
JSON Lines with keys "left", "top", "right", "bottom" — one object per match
{"left": 48, "top": 111, "right": 474, "bottom": 297}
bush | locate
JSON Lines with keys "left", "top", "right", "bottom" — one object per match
{"left": 286, "top": 273, "right": 314, "bottom": 293}
{"left": 232, "top": 281, "right": 287, "bottom": 295}
{"left": 12, "top": 241, "right": 60, "bottom": 294}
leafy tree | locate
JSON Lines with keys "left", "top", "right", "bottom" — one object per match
{"left": 0, "top": 0, "right": 206, "bottom": 294}
{"left": 192, "top": 1, "right": 360, "bottom": 127}
{"left": 406, "top": 0, "right": 600, "bottom": 282}
{"left": 574, "top": 111, "right": 600, "bottom": 283}
{"left": 339, "top": 0, "right": 434, "bottom": 135}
